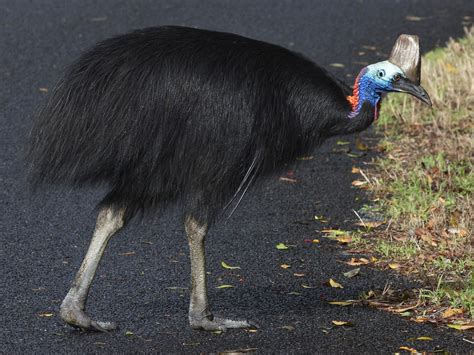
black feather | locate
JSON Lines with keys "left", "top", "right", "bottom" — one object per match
{"left": 26, "top": 26, "right": 374, "bottom": 223}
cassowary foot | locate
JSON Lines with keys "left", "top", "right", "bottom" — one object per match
{"left": 60, "top": 301, "right": 117, "bottom": 332}
{"left": 189, "top": 313, "right": 257, "bottom": 332}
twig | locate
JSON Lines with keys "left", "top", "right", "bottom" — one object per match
{"left": 359, "top": 169, "right": 371, "bottom": 184}
{"left": 352, "top": 209, "right": 367, "bottom": 228}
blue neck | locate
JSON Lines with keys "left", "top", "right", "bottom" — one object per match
{"left": 348, "top": 72, "right": 383, "bottom": 119}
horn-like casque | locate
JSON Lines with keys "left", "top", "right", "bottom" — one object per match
{"left": 388, "top": 34, "right": 421, "bottom": 84}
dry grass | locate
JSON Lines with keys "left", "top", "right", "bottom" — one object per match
{"left": 353, "top": 27, "right": 473, "bottom": 327}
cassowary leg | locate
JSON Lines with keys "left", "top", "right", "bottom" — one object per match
{"left": 60, "top": 207, "right": 125, "bottom": 332}
{"left": 185, "top": 215, "right": 255, "bottom": 331}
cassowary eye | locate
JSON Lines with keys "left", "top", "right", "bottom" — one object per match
{"left": 393, "top": 73, "right": 401, "bottom": 81}
{"left": 377, "top": 69, "right": 385, "bottom": 78}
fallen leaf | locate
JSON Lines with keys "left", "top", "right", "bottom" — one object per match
{"left": 415, "top": 336, "right": 433, "bottom": 341}
{"left": 125, "top": 330, "right": 134, "bottom": 336}
{"left": 301, "top": 284, "right": 315, "bottom": 289}
{"left": 216, "top": 284, "right": 234, "bottom": 289}
{"left": 406, "top": 15, "right": 423, "bottom": 21}
{"left": 280, "top": 264, "right": 291, "bottom": 269}
{"left": 351, "top": 180, "right": 367, "bottom": 187}
{"left": 329, "top": 278, "right": 343, "bottom": 288}
{"left": 393, "top": 304, "right": 420, "bottom": 313}
{"left": 442, "top": 308, "right": 463, "bottom": 318}
{"left": 447, "top": 323, "right": 474, "bottom": 331}
{"left": 354, "top": 221, "right": 383, "bottom": 228}
{"left": 39, "top": 87, "right": 48, "bottom": 92}
{"left": 280, "top": 325, "right": 295, "bottom": 331}
{"left": 346, "top": 257, "right": 370, "bottom": 266}
{"left": 389, "top": 263, "right": 400, "bottom": 269}
{"left": 119, "top": 251, "right": 136, "bottom": 256}
{"left": 321, "top": 229, "right": 347, "bottom": 235}
{"left": 343, "top": 268, "right": 360, "bottom": 278}
{"left": 247, "top": 329, "right": 258, "bottom": 333}
{"left": 414, "top": 316, "right": 429, "bottom": 323}
{"left": 347, "top": 153, "right": 363, "bottom": 158}
{"left": 276, "top": 243, "right": 289, "bottom": 250}
{"left": 288, "top": 291, "right": 301, "bottom": 295}
{"left": 399, "top": 346, "right": 418, "bottom": 352}
{"left": 38, "top": 312, "right": 54, "bottom": 318}
{"left": 336, "top": 140, "right": 350, "bottom": 145}
{"left": 293, "top": 273, "right": 305, "bottom": 277}
{"left": 332, "top": 320, "right": 353, "bottom": 326}
{"left": 328, "top": 301, "right": 353, "bottom": 306}
{"left": 330, "top": 63, "right": 345, "bottom": 68}
{"left": 351, "top": 166, "right": 360, "bottom": 174}
{"left": 335, "top": 235, "right": 353, "bottom": 244}
{"left": 355, "top": 137, "right": 369, "bottom": 151}
{"left": 221, "top": 261, "right": 240, "bottom": 270}
{"left": 279, "top": 177, "right": 297, "bottom": 183}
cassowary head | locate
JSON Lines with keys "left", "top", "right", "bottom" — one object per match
{"left": 359, "top": 60, "right": 431, "bottom": 106}
{"left": 348, "top": 34, "right": 431, "bottom": 119}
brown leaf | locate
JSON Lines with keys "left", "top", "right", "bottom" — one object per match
{"left": 332, "top": 320, "right": 353, "bottom": 326}
{"left": 293, "top": 273, "right": 305, "bottom": 277}
{"left": 388, "top": 263, "right": 400, "bottom": 269}
{"left": 442, "top": 308, "right": 463, "bottom": 318}
{"left": 335, "top": 235, "right": 353, "bottom": 244}
{"left": 280, "top": 264, "right": 291, "bottom": 269}
{"left": 351, "top": 166, "right": 360, "bottom": 174}
{"left": 346, "top": 257, "right": 370, "bottom": 266}
{"left": 354, "top": 221, "right": 383, "bottom": 228}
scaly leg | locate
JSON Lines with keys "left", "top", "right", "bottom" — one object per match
{"left": 60, "top": 207, "right": 125, "bottom": 332}
{"left": 185, "top": 215, "right": 256, "bottom": 331}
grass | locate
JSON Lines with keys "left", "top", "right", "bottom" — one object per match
{"left": 350, "top": 27, "right": 473, "bottom": 327}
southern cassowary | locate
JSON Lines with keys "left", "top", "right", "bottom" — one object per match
{"left": 27, "top": 26, "right": 431, "bottom": 332}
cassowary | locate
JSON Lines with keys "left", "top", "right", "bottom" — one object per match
{"left": 27, "top": 26, "right": 431, "bottom": 332}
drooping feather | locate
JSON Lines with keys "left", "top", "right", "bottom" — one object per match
{"left": 27, "top": 26, "right": 375, "bottom": 222}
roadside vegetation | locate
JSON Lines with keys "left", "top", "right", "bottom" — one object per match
{"left": 347, "top": 27, "right": 473, "bottom": 330}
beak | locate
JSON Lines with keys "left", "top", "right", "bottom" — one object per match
{"left": 391, "top": 77, "right": 432, "bottom": 106}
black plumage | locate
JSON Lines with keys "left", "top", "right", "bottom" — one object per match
{"left": 27, "top": 26, "right": 388, "bottom": 332}
{"left": 27, "top": 26, "right": 374, "bottom": 224}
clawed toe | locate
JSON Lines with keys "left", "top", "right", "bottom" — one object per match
{"left": 190, "top": 314, "right": 257, "bottom": 331}
{"left": 60, "top": 303, "right": 117, "bottom": 332}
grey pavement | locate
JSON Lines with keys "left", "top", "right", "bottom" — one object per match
{"left": 1, "top": 0, "right": 472, "bottom": 353}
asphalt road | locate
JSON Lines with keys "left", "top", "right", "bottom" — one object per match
{"left": 1, "top": 0, "right": 472, "bottom": 353}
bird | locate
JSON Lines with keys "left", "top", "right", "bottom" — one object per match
{"left": 26, "top": 26, "right": 431, "bottom": 332}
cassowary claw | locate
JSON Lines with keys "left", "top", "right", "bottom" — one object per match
{"left": 60, "top": 302, "right": 117, "bottom": 332}
{"left": 189, "top": 313, "right": 258, "bottom": 332}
